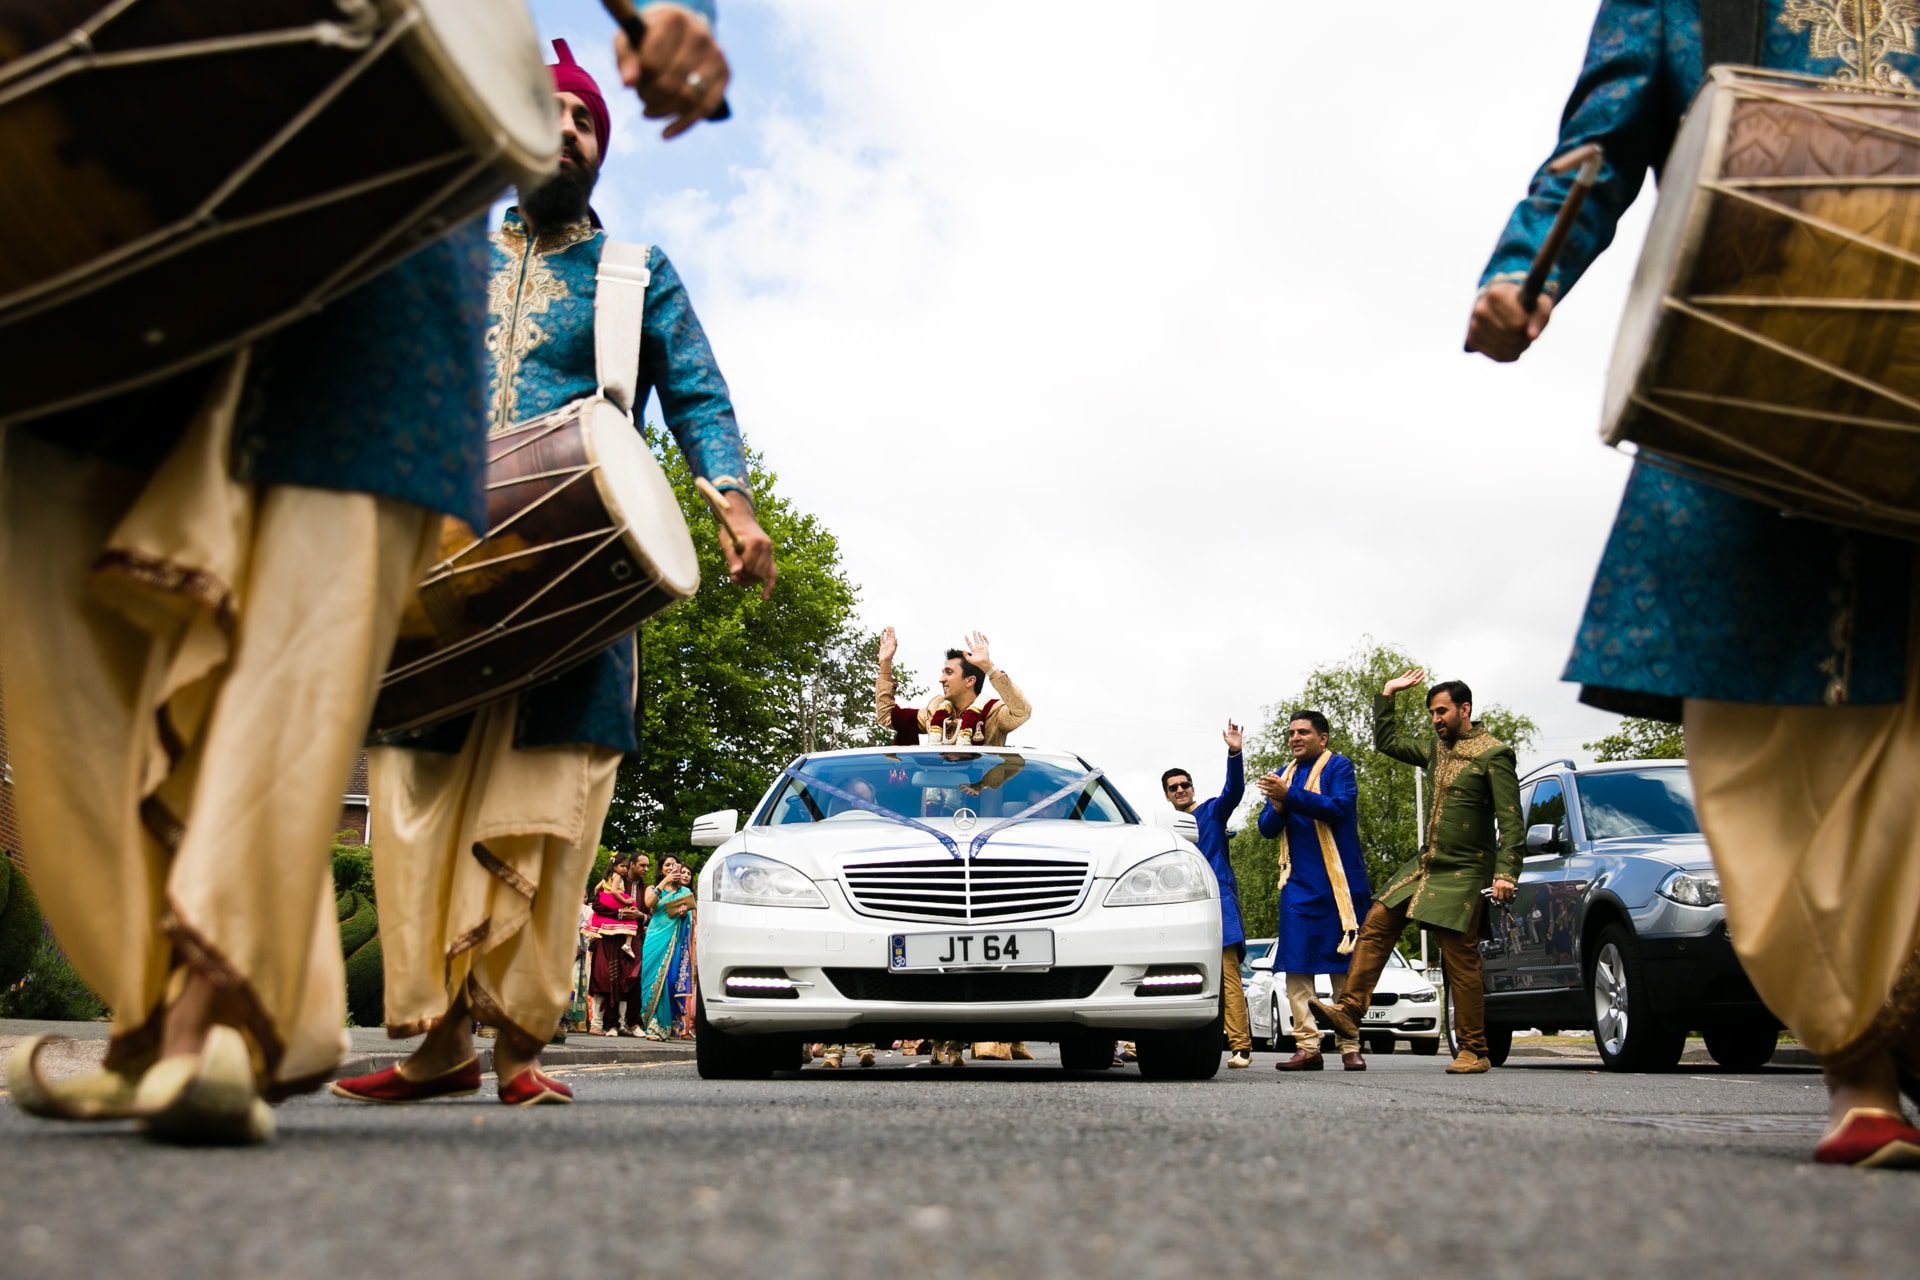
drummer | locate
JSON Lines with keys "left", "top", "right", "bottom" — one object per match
{"left": 0, "top": 3, "right": 744, "bottom": 1145}
{"left": 333, "top": 24, "right": 773, "bottom": 1109}
{"left": 1466, "top": 3, "right": 1920, "bottom": 1169}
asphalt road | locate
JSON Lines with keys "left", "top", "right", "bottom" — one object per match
{"left": 2, "top": 1046, "right": 1914, "bottom": 1279}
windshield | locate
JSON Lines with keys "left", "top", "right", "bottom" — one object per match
{"left": 760, "top": 753, "right": 1135, "bottom": 826}
{"left": 1575, "top": 769, "right": 1699, "bottom": 840}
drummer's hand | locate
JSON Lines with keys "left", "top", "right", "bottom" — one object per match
{"left": 1466, "top": 283, "right": 1553, "bottom": 363}
{"left": 717, "top": 501, "right": 776, "bottom": 599}
{"left": 615, "top": 4, "right": 729, "bottom": 140}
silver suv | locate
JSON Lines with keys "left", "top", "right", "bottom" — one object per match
{"left": 1445, "top": 758, "right": 1779, "bottom": 1072}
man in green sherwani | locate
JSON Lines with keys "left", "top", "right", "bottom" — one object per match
{"left": 1311, "top": 669, "right": 1524, "bottom": 1074}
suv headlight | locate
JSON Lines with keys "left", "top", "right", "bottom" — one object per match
{"left": 1105, "top": 850, "right": 1212, "bottom": 907}
{"left": 1658, "top": 869, "right": 1722, "bottom": 908}
{"left": 712, "top": 853, "right": 828, "bottom": 909}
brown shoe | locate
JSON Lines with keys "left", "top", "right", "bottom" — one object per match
{"left": 1307, "top": 998, "right": 1359, "bottom": 1043}
{"left": 1275, "top": 1050, "right": 1324, "bottom": 1072}
{"left": 1446, "top": 1050, "right": 1490, "bottom": 1074}
{"left": 1341, "top": 1051, "right": 1366, "bottom": 1072}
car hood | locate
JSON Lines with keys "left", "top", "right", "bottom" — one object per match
{"left": 730, "top": 820, "right": 1192, "bottom": 882}
{"left": 1590, "top": 832, "right": 1713, "bottom": 873}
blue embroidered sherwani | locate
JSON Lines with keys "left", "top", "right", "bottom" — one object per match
{"left": 404, "top": 209, "right": 750, "bottom": 754}
{"left": 1481, "top": 1, "right": 1918, "bottom": 715}
{"left": 1255, "top": 752, "right": 1371, "bottom": 975}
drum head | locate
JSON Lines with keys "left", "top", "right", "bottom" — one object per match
{"left": 410, "top": 0, "right": 558, "bottom": 185}
{"left": 1602, "top": 76, "right": 1734, "bottom": 439}
{"left": 584, "top": 399, "right": 702, "bottom": 598}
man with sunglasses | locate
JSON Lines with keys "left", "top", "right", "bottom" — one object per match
{"left": 1162, "top": 721, "right": 1251, "bottom": 1068}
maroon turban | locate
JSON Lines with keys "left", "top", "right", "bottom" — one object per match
{"left": 549, "top": 38, "right": 611, "bottom": 158}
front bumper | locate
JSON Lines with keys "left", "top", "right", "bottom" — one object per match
{"left": 1633, "top": 920, "right": 1774, "bottom": 1023}
{"left": 698, "top": 894, "right": 1222, "bottom": 1038}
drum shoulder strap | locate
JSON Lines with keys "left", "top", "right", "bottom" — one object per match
{"left": 595, "top": 240, "right": 653, "bottom": 414}
{"left": 1700, "top": 0, "right": 1766, "bottom": 71}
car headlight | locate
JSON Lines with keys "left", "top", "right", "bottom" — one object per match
{"left": 1658, "top": 869, "right": 1722, "bottom": 908}
{"left": 712, "top": 853, "right": 828, "bottom": 909}
{"left": 1105, "top": 850, "right": 1212, "bottom": 907}
{"left": 1404, "top": 986, "right": 1438, "bottom": 1003}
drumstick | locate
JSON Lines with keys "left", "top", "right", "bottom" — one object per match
{"left": 694, "top": 476, "right": 745, "bottom": 556}
{"left": 600, "top": 0, "right": 733, "bottom": 121}
{"left": 1520, "top": 142, "right": 1605, "bottom": 312}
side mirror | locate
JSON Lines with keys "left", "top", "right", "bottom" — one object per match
{"left": 1525, "top": 823, "right": 1561, "bottom": 856}
{"left": 691, "top": 809, "right": 740, "bottom": 848}
{"left": 1154, "top": 808, "right": 1199, "bottom": 842}
{"left": 1253, "top": 955, "right": 1274, "bottom": 972}
{"left": 1409, "top": 958, "right": 1428, "bottom": 972}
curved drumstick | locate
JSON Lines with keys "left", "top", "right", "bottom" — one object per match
{"left": 1521, "top": 142, "right": 1606, "bottom": 312}
{"left": 694, "top": 476, "right": 744, "bottom": 557}
{"left": 600, "top": 0, "right": 733, "bottom": 121}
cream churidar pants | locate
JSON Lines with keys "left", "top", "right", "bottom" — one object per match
{"left": 1286, "top": 970, "right": 1357, "bottom": 1055}
{"left": 0, "top": 357, "right": 435, "bottom": 1096}
{"left": 1686, "top": 673, "right": 1920, "bottom": 1072}
{"left": 368, "top": 697, "right": 620, "bottom": 1055}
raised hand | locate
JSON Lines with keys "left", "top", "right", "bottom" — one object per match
{"left": 963, "top": 630, "right": 992, "bottom": 672}
{"left": 1381, "top": 667, "right": 1426, "bottom": 698}
{"left": 878, "top": 626, "right": 898, "bottom": 668}
{"left": 612, "top": 3, "right": 729, "bottom": 140}
{"left": 1223, "top": 719, "right": 1243, "bottom": 754}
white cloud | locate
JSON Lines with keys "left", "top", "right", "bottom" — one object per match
{"left": 594, "top": 2, "right": 1657, "bottom": 813}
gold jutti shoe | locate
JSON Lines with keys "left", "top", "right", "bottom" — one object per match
{"left": 972, "top": 1042, "right": 1013, "bottom": 1061}
{"left": 134, "top": 1025, "right": 274, "bottom": 1146}
{"left": 1445, "top": 1050, "right": 1490, "bottom": 1075}
{"left": 5, "top": 1036, "right": 145, "bottom": 1121}
{"left": 1010, "top": 1042, "right": 1035, "bottom": 1061}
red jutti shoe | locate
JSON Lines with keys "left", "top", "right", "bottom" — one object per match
{"left": 1813, "top": 1108, "right": 1920, "bottom": 1169}
{"left": 330, "top": 1057, "right": 481, "bottom": 1104}
{"left": 497, "top": 1065, "right": 572, "bottom": 1106}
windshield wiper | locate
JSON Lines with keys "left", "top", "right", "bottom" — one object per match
{"left": 775, "top": 764, "right": 960, "bottom": 860}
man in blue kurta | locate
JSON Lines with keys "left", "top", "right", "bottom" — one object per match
{"left": 1466, "top": 1, "right": 1920, "bottom": 1166}
{"left": 1163, "top": 721, "right": 1251, "bottom": 1068}
{"left": 335, "top": 22, "right": 774, "bottom": 1110}
{"left": 1255, "top": 710, "right": 1372, "bottom": 1072}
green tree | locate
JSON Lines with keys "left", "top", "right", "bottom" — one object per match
{"left": 603, "top": 429, "right": 886, "bottom": 869}
{"left": 1227, "top": 641, "right": 1539, "bottom": 942}
{"left": 1585, "top": 716, "right": 1684, "bottom": 761}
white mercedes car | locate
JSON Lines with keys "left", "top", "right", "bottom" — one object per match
{"left": 689, "top": 746, "right": 1225, "bottom": 1080}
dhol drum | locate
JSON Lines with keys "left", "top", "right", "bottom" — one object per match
{"left": 0, "top": 0, "right": 556, "bottom": 425}
{"left": 373, "top": 395, "right": 700, "bottom": 736}
{"left": 1607, "top": 67, "right": 1920, "bottom": 538}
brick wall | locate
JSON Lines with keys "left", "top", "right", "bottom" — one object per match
{"left": 338, "top": 750, "right": 370, "bottom": 844}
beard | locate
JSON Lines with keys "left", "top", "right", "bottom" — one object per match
{"left": 519, "top": 155, "right": 598, "bottom": 228}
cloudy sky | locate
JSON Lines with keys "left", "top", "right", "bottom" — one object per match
{"left": 527, "top": 1, "right": 1654, "bottom": 822}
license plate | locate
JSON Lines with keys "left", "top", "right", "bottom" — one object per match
{"left": 1363, "top": 1010, "right": 1390, "bottom": 1023}
{"left": 889, "top": 930, "right": 1054, "bottom": 971}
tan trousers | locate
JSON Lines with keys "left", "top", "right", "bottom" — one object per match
{"left": 369, "top": 697, "right": 620, "bottom": 1055}
{"left": 1222, "top": 946, "right": 1252, "bottom": 1052}
{"left": 0, "top": 368, "right": 433, "bottom": 1095}
{"left": 1687, "top": 681, "right": 1920, "bottom": 1072}
{"left": 1336, "top": 898, "right": 1485, "bottom": 1057}
{"left": 1287, "top": 970, "right": 1357, "bottom": 1055}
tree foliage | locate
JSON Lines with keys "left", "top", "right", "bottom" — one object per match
{"left": 1585, "top": 716, "right": 1684, "bottom": 762}
{"left": 1226, "top": 641, "right": 1539, "bottom": 942}
{"left": 602, "top": 429, "right": 910, "bottom": 868}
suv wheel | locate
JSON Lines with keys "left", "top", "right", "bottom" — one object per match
{"left": 1703, "top": 1020, "right": 1779, "bottom": 1070}
{"left": 1059, "top": 1036, "right": 1116, "bottom": 1071}
{"left": 1588, "top": 923, "right": 1685, "bottom": 1072}
{"left": 1444, "top": 974, "right": 1513, "bottom": 1067}
{"left": 1136, "top": 1010, "right": 1224, "bottom": 1081}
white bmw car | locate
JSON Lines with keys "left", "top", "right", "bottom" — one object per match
{"left": 1243, "top": 937, "right": 1443, "bottom": 1055}
{"left": 690, "top": 746, "right": 1225, "bottom": 1080}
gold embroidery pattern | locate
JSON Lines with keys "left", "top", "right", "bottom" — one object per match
{"left": 1781, "top": 1, "right": 1920, "bottom": 87}
{"left": 1409, "top": 729, "right": 1505, "bottom": 913}
{"left": 484, "top": 219, "right": 598, "bottom": 434}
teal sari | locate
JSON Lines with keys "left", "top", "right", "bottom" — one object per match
{"left": 639, "top": 886, "right": 694, "bottom": 1036}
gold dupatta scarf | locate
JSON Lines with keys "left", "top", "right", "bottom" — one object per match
{"left": 1272, "top": 752, "right": 1360, "bottom": 955}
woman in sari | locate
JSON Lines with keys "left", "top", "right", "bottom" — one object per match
{"left": 639, "top": 856, "right": 696, "bottom": 1040}
{"left": 587, "top": 856, "right": 642, "bottom": 1036}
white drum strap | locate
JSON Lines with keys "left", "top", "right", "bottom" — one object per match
{"left": 594, "top": 240, "right": 653, "bottom": 415}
